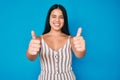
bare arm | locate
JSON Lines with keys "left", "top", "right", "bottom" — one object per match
{"left": 26, "top": 50, "right": 39, "bottom": 61}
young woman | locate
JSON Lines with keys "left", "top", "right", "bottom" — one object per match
{"left": 26, "top": 4, "right": 86, "bottom": 80}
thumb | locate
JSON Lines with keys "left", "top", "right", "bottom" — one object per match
{"left": 76, "top": 27, "right": 82, "bottom": 37}
{"left": 31, "top": 30, "right": 36, "bottom": 39}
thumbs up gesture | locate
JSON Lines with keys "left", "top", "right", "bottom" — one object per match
{"left": 28, "top": 30, "right": 41, "bottom": 55}
{"left": 73, "top": 28, "right": 85, "bottom": 52}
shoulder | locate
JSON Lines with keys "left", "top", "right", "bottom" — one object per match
{"left": 69, "top": 36, "right": 74, "bottom": 43}
{"left": 42, "top": 33, "right": 50, "bottom": 39}
{"left": 69, "top": 36, "right": 74, "bottom": 40}
{"left": 38, "top": 33, "right": 51, "bottom": 40}
{"left": 36, "top": 35, "right": 42, "bottom": 40}
{"left": 61, "top": 34, "right": 71, "bottom": 40}
{"left": 35, "top": 33, "right": 48, "bottom": 39}
{"left": 62, "top": 35, "right": 74, "bottom": 43}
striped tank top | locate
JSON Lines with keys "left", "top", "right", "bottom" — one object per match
{"left": 38, "top": 36, "right": 76, "bottom": 80}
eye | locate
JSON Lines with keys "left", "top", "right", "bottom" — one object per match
{"left": 59, "top": 15, "right": 64, "bottom": 19}
{"left": 51, "top": 15, "right": 56, "bottom": 18}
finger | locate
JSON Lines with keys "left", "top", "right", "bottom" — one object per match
{"left": 31, "top": 51, "right": 38, "bottom": 55}
{"left": 30, "top": 44, "right": 41, "bottom": 48}
{"left": 73, "top": 36, "right": 81, "bottom": 40}
{"left": 76, "top": 48, "right": 83, "bottom": 51}
{"left": 32, "top": 48, "right": 40, "bottom": 52}
{"left": 76, "top": 27, "right": 82, "bottom": 37}
{"left": 31, "top": 30, "right": 36, "bottom": 39}
{"left": 74, "top": 44, "right": 82, "bottom": 48}
{"left": 32, "top": 40, "right": 40, "bottom": 44}
{"left": 73, "top": 41, "right": 81, "bottom": 45}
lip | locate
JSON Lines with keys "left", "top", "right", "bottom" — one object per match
{"left": 53, "top": 23, "right": 60, "bottom": 27}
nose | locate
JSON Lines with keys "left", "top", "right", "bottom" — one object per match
{"left": 55, "top": 17, "right": 60, "bottom": 22}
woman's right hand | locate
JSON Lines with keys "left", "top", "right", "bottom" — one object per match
{"left": 27, "top": 30, "right": 41, "bottom": 55}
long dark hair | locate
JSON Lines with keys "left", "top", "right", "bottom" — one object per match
{"left": 42, "top": 4, "right": 70, "bottom": 35}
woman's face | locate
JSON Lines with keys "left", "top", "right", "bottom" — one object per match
{"left": 49, "top": 9, "right": 64, "bottom": 31}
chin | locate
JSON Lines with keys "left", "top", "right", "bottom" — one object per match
{"left": 52, "top": 26, "right": 63, "bottom": 30}
{"left": 54, "top": 27, "right": 62, "bottom": 31}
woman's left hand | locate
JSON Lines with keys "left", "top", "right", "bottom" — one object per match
{"left": 73, "top": 28, "right": 86, "bottom": 52}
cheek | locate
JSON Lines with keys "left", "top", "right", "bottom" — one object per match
{"left": 49, "top": 17, "right": 53, "bottom": 22}
{"left": 61, "top": 20, "right": 64, "bottom": 24}
{"left": 49, "top": 18, "right": 53, "bottom": 25}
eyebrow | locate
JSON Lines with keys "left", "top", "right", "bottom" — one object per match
{"left": 51, "top": 14, "right": 63, "bottom": 16}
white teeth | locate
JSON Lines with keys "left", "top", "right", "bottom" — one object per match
{"left": 54, "top": 23, "right": 60, "bottom": 26}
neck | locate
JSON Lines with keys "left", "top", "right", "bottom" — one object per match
{"left": 49, "top": 30, "right": 62, "bottom": 36}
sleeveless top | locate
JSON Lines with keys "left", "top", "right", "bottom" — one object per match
{"left": 38, "top": 36, "right": 76, "bottom": 80}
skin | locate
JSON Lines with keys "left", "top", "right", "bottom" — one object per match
{"left": 26, "top": 9, "right": 86, "bottom": 61}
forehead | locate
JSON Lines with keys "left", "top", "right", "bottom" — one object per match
{"left": 51, "top": 9, "right": 63, "bottom": 15}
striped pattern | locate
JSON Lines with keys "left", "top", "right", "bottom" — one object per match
{"left": 38, "top": 36, "right": 76, "bottom": 80}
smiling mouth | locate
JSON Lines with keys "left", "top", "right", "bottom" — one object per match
{"left": 53, "top": 23, "right": 60, "bottom": 27}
